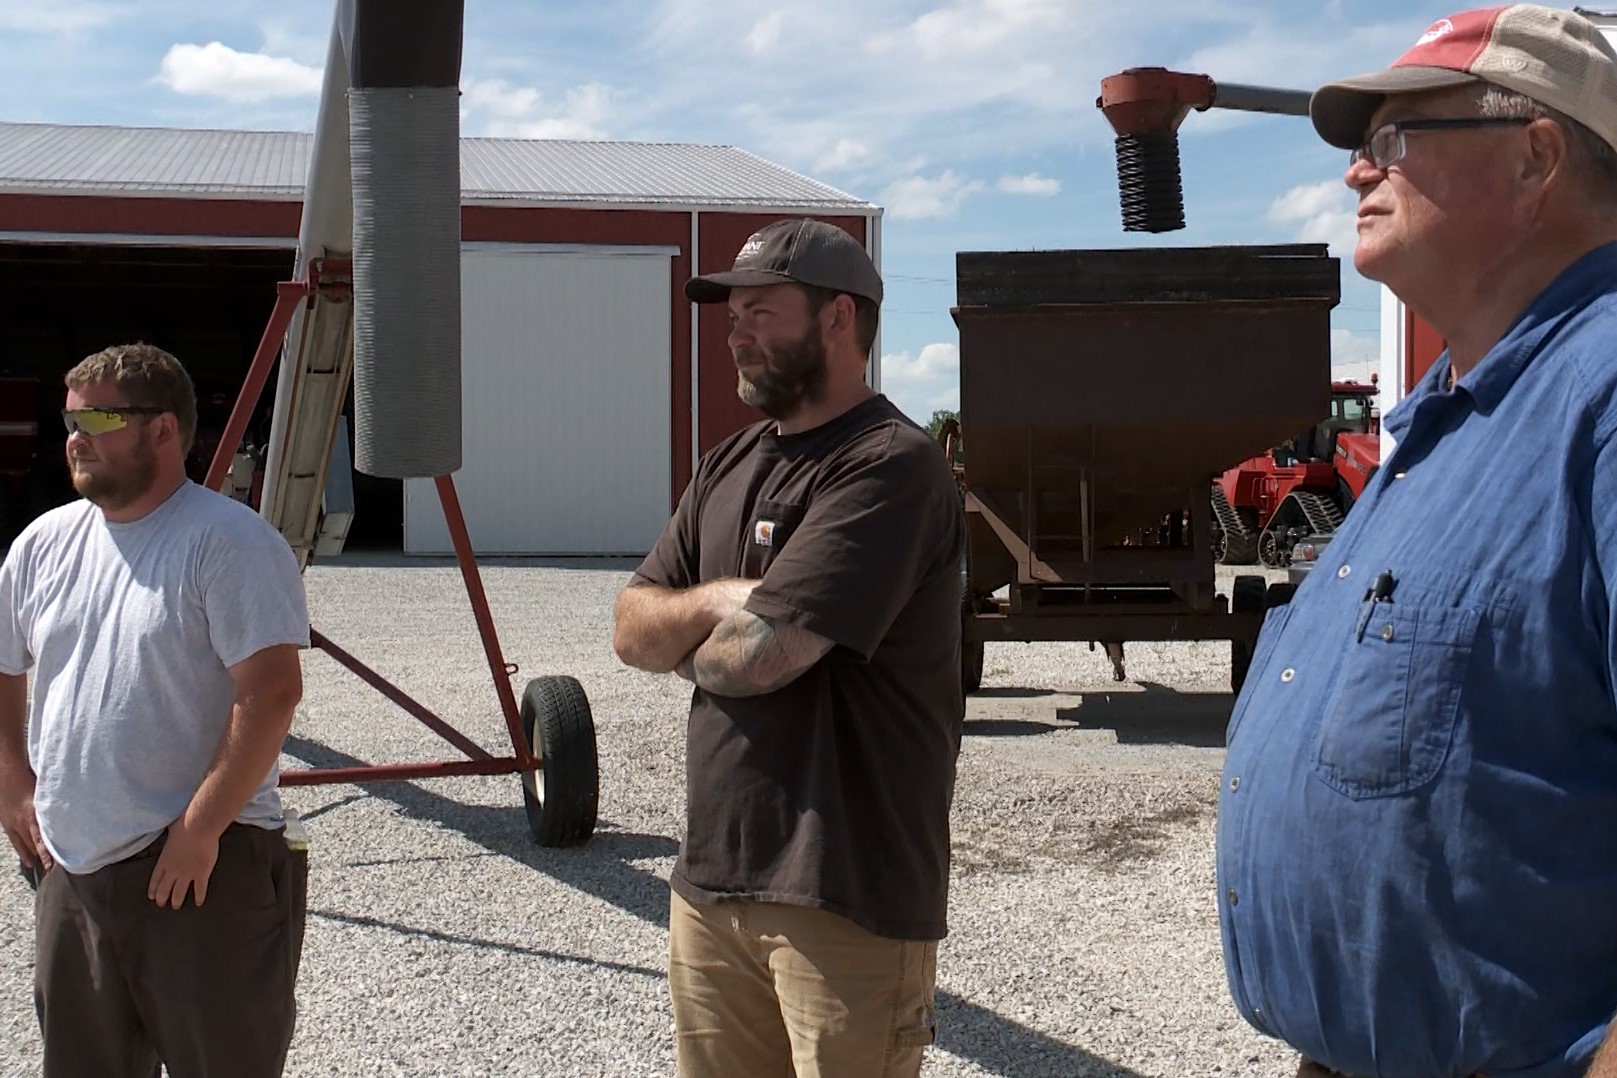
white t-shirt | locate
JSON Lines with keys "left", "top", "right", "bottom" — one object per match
{"left": 0, "top": 481, "right": 310, "bottom": 873}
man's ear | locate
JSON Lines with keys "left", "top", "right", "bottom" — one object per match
{"left": 155, "top": 412, "right": 181, "bottom": 449}
{"left": 1520, "top": 116, "right": 1569, "bottom": 195}
{"left": 829, "top": 293, "right": 857, "bottom": 336}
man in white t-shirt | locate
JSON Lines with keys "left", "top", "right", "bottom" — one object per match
{"left": 0, "top": 343, "right": 311, "bottom": 1077}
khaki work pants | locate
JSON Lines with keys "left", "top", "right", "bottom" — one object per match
{"left": 668, "top": 890, "right": 939, "bottom": 1078}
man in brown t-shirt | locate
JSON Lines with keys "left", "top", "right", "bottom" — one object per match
{"left": 612, "top": 218, "right": 965, "bottom": 1078}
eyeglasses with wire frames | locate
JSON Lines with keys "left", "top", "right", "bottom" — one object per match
{"left": 61, "top": 406, "right": 168, "bottom": 437}
{"left": 1350, "top": 117, "right": 1533, "bottom": 170}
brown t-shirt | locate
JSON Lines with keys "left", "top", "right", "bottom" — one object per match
{"left": 634, "top": 394, "right": 966, "bottom": 940}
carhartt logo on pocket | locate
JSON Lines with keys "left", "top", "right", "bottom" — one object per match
{"left": 754, "top": 520, "right": 775, "bottom": 547}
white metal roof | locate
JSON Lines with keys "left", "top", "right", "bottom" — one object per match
{"left": 0, "top": 121, "right": 876, "bottom": 211}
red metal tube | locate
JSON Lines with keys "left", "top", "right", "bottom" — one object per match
{"left": 434, "top": 474, "right": 537, "bottom": 768}
{"left": 204, "top": 280, "right": 310, "bottom": 492}
{"left": 279, "top": 757, "right": 525, "bottom": 786}
{"left": 309, "top": 629, "right": 495, "bottom": 761}
{"left": 1096, "top": 68, "right": 1216, "bottom": 137}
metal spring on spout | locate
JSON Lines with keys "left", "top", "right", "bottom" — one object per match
{"left": 1115, "top": 132, "right": 1186, "bottom": 233}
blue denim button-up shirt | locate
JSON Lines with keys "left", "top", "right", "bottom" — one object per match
{"left": 1218, "top": 242, "right": 1617, "bottom": 1078}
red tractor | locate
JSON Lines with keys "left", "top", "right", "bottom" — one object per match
{"left": 1211, "top": 380, "right": 1379, "bottom": 567}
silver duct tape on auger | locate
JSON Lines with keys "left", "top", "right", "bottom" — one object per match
{"left": 348, "top": 85, "right": 463, "bottom": 478}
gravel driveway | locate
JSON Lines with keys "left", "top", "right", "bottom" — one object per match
{"left": 0, "top": 557, "right": 1300, "bottom": 1077}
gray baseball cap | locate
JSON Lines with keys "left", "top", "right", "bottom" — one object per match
{"left": 685, "top": 218, "right": 883, "bottom": 305}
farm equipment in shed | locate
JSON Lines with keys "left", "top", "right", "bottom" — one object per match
{"left": 0, "top": 377, "right": 40, "bottom": 539}
{"left": 954, "top": 243, "right": 1337, "bottom": 695}
{"left": 1212, "top": 380, "right": 1379, "bottom": 567}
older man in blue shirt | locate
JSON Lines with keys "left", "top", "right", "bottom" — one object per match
{"left": 1217, "top": 7, "right": 1617, "bottom": 1078}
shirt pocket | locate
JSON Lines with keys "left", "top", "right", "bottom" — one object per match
{"left": 739, "top": 499, "right": 806, "bottom": 580}
{"left": 1226, "top": 601, "right": 1294, "bottom": 744}
{"left": 1312, "top": 598, "right": 1481, "bottom": 799}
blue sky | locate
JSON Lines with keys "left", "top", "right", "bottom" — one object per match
{"left": 0, "top": 0, "right": 1529, "bottom": 425}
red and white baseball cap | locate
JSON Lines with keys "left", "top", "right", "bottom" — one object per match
{"left": 1310, "top": 5, "right": 1617, "bottom": 153}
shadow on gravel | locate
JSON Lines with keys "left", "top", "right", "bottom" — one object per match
{"left": 283, "top": 735, "right": 676, "bottom": 929}
{"left": 309, "top": 552, "right": 643, "bottom": 571}
{"left": 283, "top": 736, "right": 1147, "bottom": 1078}
{"left": 307, "top": 907, "right": 665, "bottom": 980}
{"left": 936, "top": 995, "right": 1147, "bottom": 1078}
{"left": 969, "top": 686, "right": 1060, "bottom": 700}
{"left": 1057, "top": 682, "right": 1232, "bottom": 748}
{"left": 962, "top": 718, "right": 1064, "bottom": 738}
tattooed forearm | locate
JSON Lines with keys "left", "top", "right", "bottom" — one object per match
{"left": 682, "top": 610, "right": 833, "bottom": 698}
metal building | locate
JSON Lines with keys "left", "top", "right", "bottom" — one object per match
{"left": 0, "top": 120, "right": 882, "bottom": 555}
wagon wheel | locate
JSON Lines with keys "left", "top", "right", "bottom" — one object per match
{"left": 1264, "top": 582, "right": 1297, "bottom": 609}
{"left": 518, "top": 676, "right": 599, "bottom": 847}
{"left": 1228, "top": 575, "right": 1266, "bottom": 693}
{"left": 1257, "top": 527, "right": 1289, "bottom": 568}
{"left": 961, "top": 639, "right": 984, "bottom": 697}
{"left": 1222, "top": 529, "right": 1259, "bottom": 565}
{"left": 960, "top": 588, "right": 984, "bottom": 697}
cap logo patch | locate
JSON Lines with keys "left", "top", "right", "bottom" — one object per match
{"left": 1415, "top": 18, "right": 1455, "bottom": 47}
{"left": 737, "top": 236, "right": 767, "bottom": 264}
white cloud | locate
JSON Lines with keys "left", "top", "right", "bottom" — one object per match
{"left": 461, "top": 79, "right": 615, "bottom": 140}
{"left": 156, "top": 42, "right": 322, "bottom": 103}
{"left": 1270, "top": 180, "right": 1346, "bottom": 221}
{"left": 881, "top": 343, "right": 961, "bottom": 421}
{"left": 878, "top": 0, "right": 1071, "bottom": 63}
{"left": 997, "top": 171, "right": 1060, "bottom": 196}
{"left": 746, "top": 11, "right": 787, "bottom": 54}
{"left": 815, "top": 138, "right": 874, "bottom": 173}
{"left": 1176, "top": 17, "right": 1418, "bottom": 93}
{"left": 887, "top": 343, "right": 959, "bottom": 381}
{"left": 257, "top": 21, "right": 329, "bottom": 68}
{"left": 1268, "top": 179, "right": 1359, "bottom": 256}
{"left": 1331, "top": 328, "right": 1379, "bottom": 383}
{"left": 0, "top": 3, "right": 125, "bottom": 34}
{"left": 881, "top": 171, "right": 984, "bottom": 220}
{"left": 464, "top": 80, "right": 540, "bottom": 119}
{"left": 644, "top": 0, "right": 1097, "bottom": 173}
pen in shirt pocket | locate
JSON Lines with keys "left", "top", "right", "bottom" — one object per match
{"left": 1354, "top": 569, "right": 1397, "bottom": 643}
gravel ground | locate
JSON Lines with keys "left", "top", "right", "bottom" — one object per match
{"left": 0, "top": 558, "right": 1301, "bottom": 1078}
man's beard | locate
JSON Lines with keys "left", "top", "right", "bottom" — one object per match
{"left": 68, "top": 438, "right": 159, "bottom": 511}
{"left": 735, "top": 327, "right": 829, "bottom": 420}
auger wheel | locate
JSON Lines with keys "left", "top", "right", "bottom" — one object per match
{"left": 1258, "top": 527, "right": 1289, "bottom": 568}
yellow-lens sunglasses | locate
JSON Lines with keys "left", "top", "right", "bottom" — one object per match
{"left": 61, "top": 406, "right": 166, "bottom": 437}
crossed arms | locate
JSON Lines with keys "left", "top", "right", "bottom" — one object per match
{"left": 612, "top": 578, "right": 833, "bottom": 697}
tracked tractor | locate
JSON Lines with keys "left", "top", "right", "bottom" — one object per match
{"left": 1210, "top": 381, "right": 1378, "bottom": 567}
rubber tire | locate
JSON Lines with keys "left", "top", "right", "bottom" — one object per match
{"left": 519, "top": 675, "right": 599, "bottom": 847}
{"left": 1231, "top": 575, "right": 1266, "bottom": 615}
{"left": 961, "top": 589, "right": 984, "bottom": 696}
{"left": 962, "top": 640, "right": 984, "bottom": 696}
{"left": 1258, "top": 528, "right": 1289, "bottom": 568}
{"left": 1214, "top": 517, "right": 1259, "bottom": 565}
{"left": 957, "top": 578, "right": 983, "bottom": 694}
{"left": 1223, "top": 530, "right": 1259, "bottom": 565}
{"left": 1264, "top": 582, "right": 1297, "bottom": 609}
{"left": 1229, "top": 574, "right": 1267, "bottom": 694}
